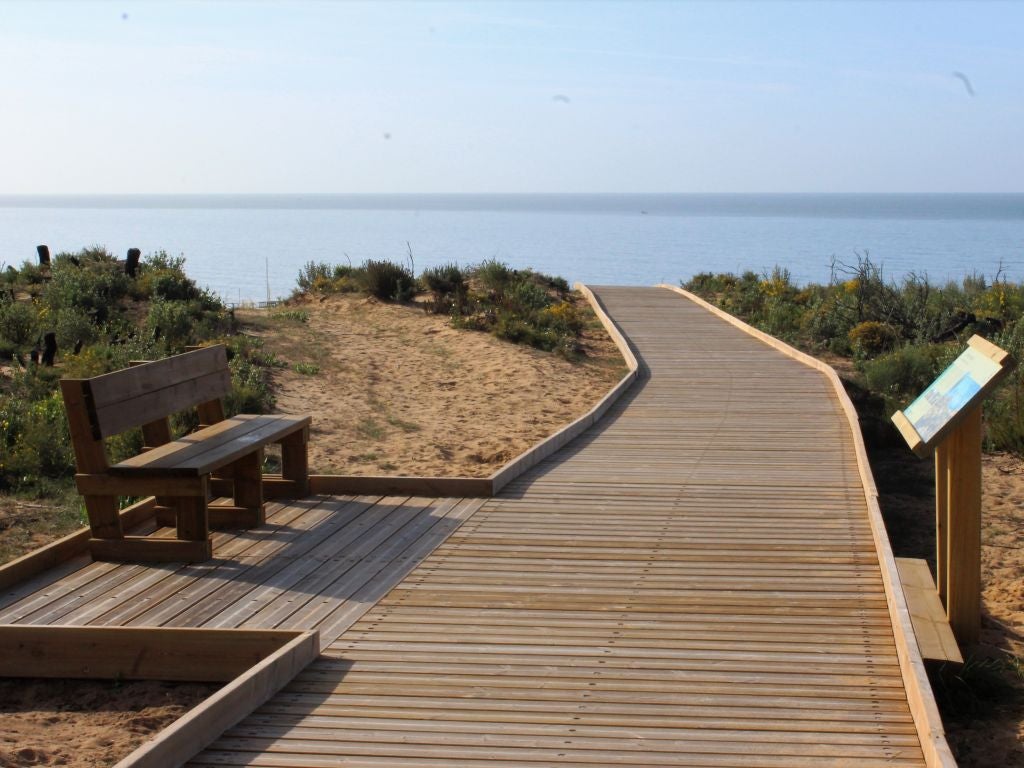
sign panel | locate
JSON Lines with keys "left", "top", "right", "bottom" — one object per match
{"left": 893, "top": 335, "right": 1015, "bottom": 456}
{"left": 903, "top": 347, "right": 1001, "bottom": 444}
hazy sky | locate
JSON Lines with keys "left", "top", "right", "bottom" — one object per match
{"left": 2, "top": 1, "right": 1022, "bottom": 193}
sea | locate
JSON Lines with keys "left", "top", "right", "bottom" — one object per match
{"left": 1, "top": 193, "right": 1022, "bottom": 304}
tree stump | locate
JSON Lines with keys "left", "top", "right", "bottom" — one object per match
{"left": 42, "top": 332, "right": 58, "bottom": 366}
{"left": 126, "top": 248, "right": 141, "bottom": 277}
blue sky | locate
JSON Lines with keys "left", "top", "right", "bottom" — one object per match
{"left": 2, "top": 1, "right": 1021, "bottom": 193}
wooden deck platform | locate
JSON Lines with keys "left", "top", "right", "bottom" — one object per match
{"left": 0, "top": 495, "right": 484, "bottom": 644}
{"left": 1, "top": 286, "right": 949, "bottom": 766}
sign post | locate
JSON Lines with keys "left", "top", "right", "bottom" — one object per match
{"left": 892, "top": 335, "right": 1015, "bottom": 647}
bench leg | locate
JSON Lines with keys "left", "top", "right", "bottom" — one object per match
{"left": 232, "top": 449, "right": 265, "bottom": 526}
{"left": 280, "top": 427, "right": 310, "bottom": 497}
{"left": 84, "top": 495, "right": 123, "bottom": 539}
{"left": 176, "top": 478, "right": 210, "bottom": 543}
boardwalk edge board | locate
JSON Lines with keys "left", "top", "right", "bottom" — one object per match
{"left": 0, "top": 625, "right": 319, "bottom": 768}
{"left": 658, "top": 283, "right": 955, "bottom": 768}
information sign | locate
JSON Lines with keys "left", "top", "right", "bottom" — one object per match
{"left": 893, "top": 335, "right": 1014, "bottom": 457}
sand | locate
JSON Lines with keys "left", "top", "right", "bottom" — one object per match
{"left": 0, "top": 678, "right": 216, "bottom": 767}
{"left": 240, "top": 292, "right": 628, "bottom": 477}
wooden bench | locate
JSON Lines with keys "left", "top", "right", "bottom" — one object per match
{"left": 60, "top": 345, "right": 311, "bottom": 563}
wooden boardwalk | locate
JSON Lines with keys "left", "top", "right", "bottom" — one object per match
{"left": 196, "top": 286, "right": 934, "bottom": 767}
{"left": 0, "top": 286, "right": 944, "bottom": 766}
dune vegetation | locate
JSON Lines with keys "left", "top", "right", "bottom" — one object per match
{"left": 683, "top": 256, "right": 1024, "bottom": 455}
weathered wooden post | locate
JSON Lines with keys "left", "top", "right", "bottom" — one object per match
{"left": 892, "top": 335, "right": 1015, "bottom": 648}
{"left": 125, "top": 248, "right": 141, "bottom": 277}
{"left": 41, "top": 332, "right": 57, "bottom": 366}
{"left": 36, "top": 245, "right": 50, "bottom": 266}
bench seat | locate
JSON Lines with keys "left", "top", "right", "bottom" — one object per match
{"left": 109, "top": 414, "right": 311, "bottom": 478}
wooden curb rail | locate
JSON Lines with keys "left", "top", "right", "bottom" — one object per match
{"left": 658, "top": 283, "right": 955, "bottom": 768}
{"left": 0, "top": 625, "right": 318, "bottom": 768}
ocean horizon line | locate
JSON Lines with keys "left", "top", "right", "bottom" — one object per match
{"left": 1, "top": 192, "right": 1023, "bottom": 221}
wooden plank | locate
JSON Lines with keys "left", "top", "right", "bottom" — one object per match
{"left": 105, "top": 497, "right": 381, "bottom": 630}
{"left": 12, "top": 285, "right": 953, "bottom": 768}
{"left": 90, "top": 536, "right": 212, "bottom": 563}
{"left": 111, "top": 415, "right": 311, "bottom": 477}
{"left": 92, "top": 368, "right": 232, "bottom": 439}
{"left": 77, "top": 498, "right": 347, "bottom": 628}
{"left": 86, "top": 346, "right": 228, "bottom": 409}
{"left": 935, "top": 443, "right": 949, "bottom": 606}
{"left": 232, "top": 449, "right": 265, "bottom": 523}
{"left": 309, "top": 475, "right": 492, "bottom": 497}
{"left": 117, "top": 630, "right": 318, "bottom": 768}
{"left": 895, "top": 558, "right": 963, "bottom": 664}
{"left": 76, "top": 473, "right": 207, "bottom": 496}
{"left": 0, "top": 625, "right": 312, "bottom": 682}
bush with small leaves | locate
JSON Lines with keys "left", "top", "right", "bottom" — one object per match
{"left": 297, "top": 261, "right": 332, "bottom": 292}
{"left": 50, "top": 307, "right": 98, "bottom": 352}
{"left": 862, "top": 344, "right": 949, "bottom": 411}
{"left": 362, "top": 259, "right": 416, "bottom": 302}
{"left": 0, "top": 300, "right": 38, "bottom": 350}
{"left": 475, "top": 259, "right": 514, "bottom": 294}
{"left": 848, "top": 321, "right": 900, "bottom": 359}
{"left": 44, "top": 253, "right": 131, "bottom": 324}
{"left": 421, "top": 263, "right": 467, "bottom": 313}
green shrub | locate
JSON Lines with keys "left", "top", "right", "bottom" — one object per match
{"left": 149, "top": 270, "right": 201, "bottom": 302}
{"left": 506, "top": 279, "right": 552, "bottom": 312}
{"left": 362, "top": 259, "right": 415, "bottom": 302}
{"left": 0, "top": 300, "right": 38, "bottom": 349}
{"left": 421, "top": 263, "right": 467, "bottom": 313}
{"left": 44, "top": 254, "right": 131, "bottom": 323}
{"left": 537, "top": 301, "right": 584, "bottom": 335}
{"left": 226, "top": 354, "right": 275, "bottom": 414}
{"left": 685, "top": 272, "right": 739, "bottom": 297}
{"left": 475, "top": 259, "right": 514, "bottom": 294}
{"left": 862, "top": 344, "right": 948, "bottom": 411}
{"left": 50, "top": 307, "right": 98, "bottom": 351}
{"left": 848, "top": 321, "right": 899, "bottom": 359}
{"left": 984, "top": 320, "right": 1024, "bottom": 452}
{"left": 0, "top": 388, "right": 74, "bottom": 487}
{"left": 297, "top": 261, "right": 332, "bottom": 292}
{"left": 146, "top": 299, "right": 196, "bottom": 349}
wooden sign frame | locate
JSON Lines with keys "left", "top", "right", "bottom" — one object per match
{"left": 893, "top": 335, "right": 1015, "bottom": 458}
{"left": 892, "top": 334, "right": 1016, "bottom": 647}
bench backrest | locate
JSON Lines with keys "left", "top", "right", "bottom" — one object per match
{"left": 60, "top": 346, "right": 231, "bottom": 442}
